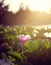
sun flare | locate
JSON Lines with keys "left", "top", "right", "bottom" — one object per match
{"left": 4, "top": 0, "right": 51, "bottom": 13}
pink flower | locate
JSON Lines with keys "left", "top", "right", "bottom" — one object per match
{"left": 18, "top": 34, "right": 31, "bottom": 46}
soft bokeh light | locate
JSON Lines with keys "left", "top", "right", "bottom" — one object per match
{"left": 4, "top": 0, "right": 22, "bottom": 13}
{"left": 0, "top": 0, "right": 2, "bottom": 2}
{"left": 44, "top": 32, "right": 51, "bottom": 38}
{"left": 28, "top": 0, "right": 51, "bottom": 13}
{"left": 4, "top": 0, "right": 51, "bottom": 13}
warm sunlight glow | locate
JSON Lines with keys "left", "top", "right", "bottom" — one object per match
{"left": 4, "top": 0, "right": 51, "bottom": 13}
{"left": 44, "top": 32, "right": 51, "bottom": 38}
{"left": 28, "top": 0, "right": 51, "bottom": 13}
{"left": 4, "top": 0, "right": 22, "bottom": 13}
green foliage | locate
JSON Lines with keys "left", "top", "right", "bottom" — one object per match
{"left": 0, "top": 25, "right": 51, "bottom": 65}
{"left": 24, "top": 39, "right": 51, "bottom": 53}
{"left": 36, "top": 28, "right": 46, "bottom": 39}
{"left": 42, "top": 39, "right": 50, "bottom": 49}
{"left": 7, "top": 51, "right": 24, "bottom": 61}
{"left": 24, "top": 40, "right": 39, "bottom": 53}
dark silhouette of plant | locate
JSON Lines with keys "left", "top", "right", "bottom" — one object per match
{"left": 0, "top": 0, "right": 9, "bottom": 24}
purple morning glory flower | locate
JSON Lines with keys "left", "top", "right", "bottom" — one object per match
{"left": 18, "top": 34, "right": 31, "bottom": 46}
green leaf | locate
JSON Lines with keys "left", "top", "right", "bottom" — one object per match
{"left": 7, "top": 51, "right": 24, "bottom": 61}
{"left": 42, "top": 39, "right": 50, "bottom": 49}
{"left": 25, "top": 40, "right": 39, "bottom": 53}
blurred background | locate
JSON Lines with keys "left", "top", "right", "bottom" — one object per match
{"left": 0, "top": 0, "right": 51, "bottom": 25}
